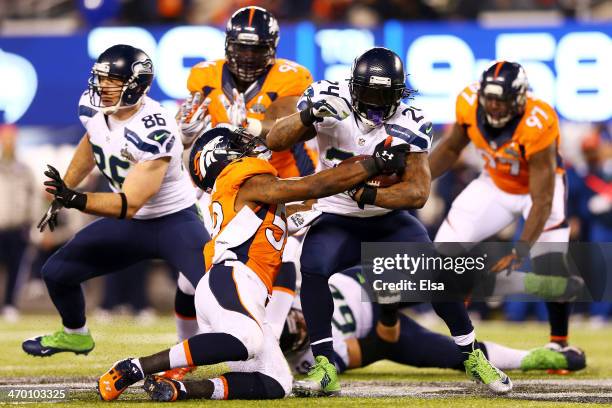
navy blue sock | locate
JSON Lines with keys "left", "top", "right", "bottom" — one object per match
{"left": 44, "top": 277, "right": 86, "bottom": 329}
{"left": 431, "top": 302, "right": 474, "bottom": 337}
{"left": 188, "top": 333, "right": 248, "bottom": 365}
{"left": 300, "top": 273, "right": 334, "bottom": 363}
{"left": 546, "top": 302, "right": 571, "bottom": 342}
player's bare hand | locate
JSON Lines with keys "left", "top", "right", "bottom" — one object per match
{"left": 491, "top": 244, "right": 529, "bottom": 275}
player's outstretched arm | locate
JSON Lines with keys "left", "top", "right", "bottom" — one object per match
{"left": 258, "top": 95, "right": 301, "bottom": 137}
{"left": 265, "top": 110, "right": 316, "bottom": 151}
{"left": 521, "top": 142, "right": 556, "bottom": 246}
{"left": 355, "top": 152, "right": 431, "bottom": 210}
{"left": 238, "top": 144, "right": 408, "bottom": 205}
{"left": 428, "top": 123, "right": 470, "bottom": 180}
{"left": 63, "top": 133, "right": 96, "bottom": 188}
{"left": 84, "top": 157, "right": 171, "bottom": 219}
{"left": 43, "top": 157, "right": 170, "bottom": 219}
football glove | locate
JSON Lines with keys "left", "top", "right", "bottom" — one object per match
{"left": 43, "top": 165, "right": 87, "bottom": 211}
{"left": 311, "top": 95, "right": 351, "bottom": 121}
{"left": 178, "top": 92, "right": 211, "bottom": 145}
{"left": 372, "top": 141, "right": 410, "bottom": 174}
{"left": 37, "top": 199, "right": 63, "bottom": 233}
{"left": 220, "top": 88, "right": 247, "bottom": 127}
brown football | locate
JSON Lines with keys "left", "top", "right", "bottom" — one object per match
{"left": 339, "top": 154, "right": 401, "bottom": 188}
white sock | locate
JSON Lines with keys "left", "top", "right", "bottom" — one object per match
{"left": 175, "top": 315, "right": 199, "bottom": 341}
{"left": 453, "top": 330, "right": 476, "bottom": 347}
{"left": 64, "top": 325, "right": 88, "bottom": 335}
{"left": 210, "top": 377, "right": 227, "bottom": 400}
{"left": 483, "top": 341, "right": 529, "bottom": 370}
{"left": 169, "top": 340, "right": 193, "bottom": 369}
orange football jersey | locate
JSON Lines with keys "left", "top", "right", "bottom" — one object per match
{"left": 456, "top": 83, "right": 564, "bottom": 194}
{"left": 187, "top": 58, "right": 317, "bottom": 179}
{"left": 203, "top": 157, "right": 287, "bottom": 292}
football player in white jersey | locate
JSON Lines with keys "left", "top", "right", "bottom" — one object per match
{"left": 281, "top": 268, "right": 585, "bottom": 376}
{"left": 266, "top": 47, "right": 511, "bottom": 396}
{"left": 22, "top": 44, "right": 209, "bottom": 357}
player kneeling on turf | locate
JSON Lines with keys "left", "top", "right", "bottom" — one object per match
{"left": 97, "top": 126, "right": 409, "bottom": 401}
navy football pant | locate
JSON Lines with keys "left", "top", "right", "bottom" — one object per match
{"left": 299, "top": 211, "right": 473, "bottom": 363}
{"left": 42, "top": 205, "right": 209, "bottom": 329}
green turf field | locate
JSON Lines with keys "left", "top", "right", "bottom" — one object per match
{"left": 1, "top": 315, "right": 611, "bottom": 407}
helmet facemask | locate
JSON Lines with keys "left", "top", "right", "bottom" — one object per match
{"left": 349, "top": 81, "right": 407, "bottom": 129}
{"left": 478, "top": 84, "right": 526, "bottom": 128}
{"left": 225, "top": 38, "right": 276, "bottom": 84}
{"left": 88, "top": 63, "right": 151, "bottom": 115}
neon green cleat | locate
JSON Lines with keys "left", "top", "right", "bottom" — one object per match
{"left": 521, "top": 347, "right": 567, "bottom": 371}
{"left": 22, "top": 330, "right": 95, "bottom": 357}
{"left": 293, "top": 356, "right": 340, "bottom": 397}
{"left": 521, "top": 346, "right": 586, "bottom": 371}
{"left": 524, "top": 273, "right": 567, "bottom": 299}
{"left": 464, "top": 349, "right": 512, "bottom": 394}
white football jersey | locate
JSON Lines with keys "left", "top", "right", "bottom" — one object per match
{"left": 286, "top": 273, "right": 373, "bottom": 374}
{"left": 78, "top": 92, "right": 195, "bottom": 219}
{"left": 297, "top": 80, "right": 433, "bottom": 217}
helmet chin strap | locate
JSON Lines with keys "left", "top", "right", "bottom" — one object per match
{"left": 101, "top": 92, "right": 147, "bottom": 116}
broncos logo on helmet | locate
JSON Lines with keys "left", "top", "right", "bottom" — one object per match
{"left": 189, "top": 126, "right": 270, "bottom": 193}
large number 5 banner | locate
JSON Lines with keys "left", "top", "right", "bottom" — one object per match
{"left": 0, "top": 21, "right": 610, "bottom": 125}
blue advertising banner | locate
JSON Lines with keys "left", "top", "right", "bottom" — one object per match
{"left": 0, "top": 21, "right": 610, "bottom": 125}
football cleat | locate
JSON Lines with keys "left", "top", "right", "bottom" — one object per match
{"left": 521, "top": 347, "right": 570, "bottom": 371}
{"left": 160, "top": 366, "right": 196, "bottom": 381}
{"left": 22, "top": 330, "right": 94, "bottom": 357}
{"left": 97, "top": 358, "right": 144, "bottom": 401}
{"left": 143, "top": 375, "right": 187, "bottom": 402}
{"left": 464, "top": 349, "right": 512, "bottom": 394}
{"left": 293, "top": 355, "right": 340, "bottom": 397}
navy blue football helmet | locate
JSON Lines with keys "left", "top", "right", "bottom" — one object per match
{"left": 88, "top": 44, "right": 153, "bottom": 114}
{"left": 189, "top": 126, "right": 270, "bottom": 193}
{"left": 478, "top": 61, "right": 528, "bottom": 128}
{"left": 225, "top": 6, "right": 280, "bottom": 83}
{"left": 349, "top": 47, "right": 413, "bottom": 128}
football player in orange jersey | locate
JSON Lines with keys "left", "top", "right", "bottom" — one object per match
{"left": 179, "top": 6, "right": 316, "bottom": 179}
{"left": 97, "top": 127, "right": 410, "bottom": 401}
{"left": 430, "top": 61, "right": 584, "bottom": 359}
{"left": 167, "top": 7, "right": 316, "bottom": 380}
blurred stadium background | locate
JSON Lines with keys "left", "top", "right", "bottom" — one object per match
{"left": 0, "top": 1, "right": 611, "bottom": 404}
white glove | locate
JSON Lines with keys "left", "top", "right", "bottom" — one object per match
{"left": 178, "top": 92, "right": 211, "bottom": 145}
{"left": 220, "top": 88, "right": 247, "bottom": 127}
{"left": 310, "top": 94, "right": 351, "bottom": 121}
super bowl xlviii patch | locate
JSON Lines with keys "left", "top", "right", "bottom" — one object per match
{"left": 121, "top": 145, "right": 137, "bottom": 163}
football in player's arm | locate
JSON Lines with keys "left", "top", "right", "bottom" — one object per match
{"left": 265, "top": 89, "right": 430, "bottom": 211}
